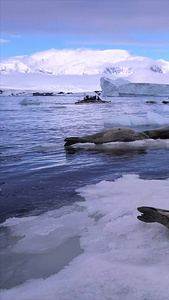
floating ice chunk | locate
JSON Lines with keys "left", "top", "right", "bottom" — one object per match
{"left": 105, "top": 111, "right": 169, "bottom": 127}
{"left": 147, "top": 111, "right": 169, "bottom": 125}
{"left": 19, "top": 98, "right": 41, "bottom": 105}
{"left": 105, "top": 114, "right": 147, "bottom": 127}
{"left": 71, "top": 139, "right": 169, "bottom": 152}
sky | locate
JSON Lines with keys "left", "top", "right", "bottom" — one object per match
{"left": 0, "top": 0, "right": 169, "bottom": 61}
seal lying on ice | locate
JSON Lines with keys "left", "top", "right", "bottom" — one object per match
{"left": 64, "top": 127, "right": 149, "bottom": 147}
{"left": 137, "top": 206, "right": 169, "bottom": 229}
{"left": 64, "top": 126, "right": 169, "bottom": 146}
{"left": 143, "top": 126, "right": 169, "bottom": 139}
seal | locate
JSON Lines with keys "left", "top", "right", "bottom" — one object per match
{"left": 143, "top": 126, "right": 169, "bottom": 139}
{"left": 64, "top": 127, "right": 149, "bottom": 147}
{"left": 137, "top": 206, "right": 169, "bottom": 229}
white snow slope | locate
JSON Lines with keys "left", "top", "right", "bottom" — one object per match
{"left": 1, "top": 174, "right": 169, "bottom": 300}
{"left": 1, "top": 49, "right": 169, "bottom": 92}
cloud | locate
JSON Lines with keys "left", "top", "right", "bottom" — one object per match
{"left": 1, "top": 0, "right": 169, "bottom": 46}
{"left": 65, "top": 37, "right": 169, "bottom": 48}
{"left": 0, "top": 39, "right": 9, "bottom": 43}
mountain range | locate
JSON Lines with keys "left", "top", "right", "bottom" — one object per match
{"left": 1, "top": 49, "right": 169, "bottom": 92}
{"left": 1, "top": 49, "right": 169, "bottom": 77}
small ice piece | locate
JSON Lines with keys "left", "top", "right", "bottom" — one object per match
{"left": 19, "top": 98, "right": 41, "bottom": 105}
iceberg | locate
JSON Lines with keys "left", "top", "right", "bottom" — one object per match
{"left": 101, "top": 77, "right": 169, "bottom": 97}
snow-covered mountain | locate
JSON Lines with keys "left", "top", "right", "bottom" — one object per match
{"left": 1, "top": 49, "right": 169, "bottom": 77}
{"left": 1, "top": 49, "right": 169, "bottom": 92}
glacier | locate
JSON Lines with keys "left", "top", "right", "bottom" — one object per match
{"left": 101, "top": 77, "right": 169, "bottom": 97}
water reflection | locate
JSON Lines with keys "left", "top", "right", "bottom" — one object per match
{"left": 65, "top": 145, "right": 147, "bottom": 158}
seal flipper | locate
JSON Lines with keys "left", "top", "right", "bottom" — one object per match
{"left": 137, "top": 206, "right": 169, "bottom": 229}
{"left": 137, "top": 206, "right": 159, "bottom": 223}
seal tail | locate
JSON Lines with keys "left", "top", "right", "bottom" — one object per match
{"left": 137, "top": 206, "right": 169, "bottom": 228}
{"left": 64, "top": 137, "right": 86, "bottom": 147}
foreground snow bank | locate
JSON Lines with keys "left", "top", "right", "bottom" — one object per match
{"left": 1, "top": 175, "right": 169, "bottom": 300}
{"left": 101, "top": 77, "right": 169, "bottom": 97}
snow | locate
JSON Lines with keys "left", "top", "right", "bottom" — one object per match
{"left": 0, "top": 49, "right": 131, "bottom": 75}
{"left": 1, "top": 49, "right": 169, "bottom": 77}
{"left": 1, "top": 48, "right": 169, "bottom": 93}
{"left": 1, "top": 174, "right": 169, "bottom": 300}
{"left": 0, "top": 73, "right": 102, "bottom": 93}
{"left": 101, "top": 77, "right": 169, "bottom": 97}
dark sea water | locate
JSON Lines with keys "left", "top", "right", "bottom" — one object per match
{"left": 1, "top": 94, "right": 169, "bottom": 296}
{"left": 1, "top": 94, "right": 169, "bottom": 223}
